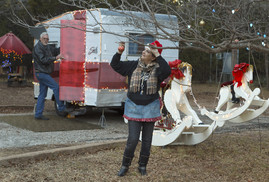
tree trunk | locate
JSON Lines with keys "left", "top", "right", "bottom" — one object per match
{"left": 231, "top": 49, "right": 238, "bottom": 80}
{"left": 265, "top": 53, "right": 269, "bottom": 89}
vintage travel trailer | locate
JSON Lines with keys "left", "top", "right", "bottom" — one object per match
{"left": 33, "top": 8, "right": 179, "bottom": 114}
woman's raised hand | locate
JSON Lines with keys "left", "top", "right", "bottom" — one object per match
{"left": 118, "top": 42, "right": 125, "bottom": 54}
{"left": 150, "top": 47, "right": 160, "bottom": 58}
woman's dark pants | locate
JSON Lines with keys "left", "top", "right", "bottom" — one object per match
{"left": 123, "top": 120, "right": 155, "bottom": 159}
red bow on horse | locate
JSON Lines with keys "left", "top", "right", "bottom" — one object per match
{"left": 169, "top": 59, "right": 185, "bottom": 80}
{"left": 232, "top": 63, "right": 250, "bottom": 87}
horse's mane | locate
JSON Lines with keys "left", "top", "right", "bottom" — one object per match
{"left": 179, "top": 62, "right": 192, "bottom": 76}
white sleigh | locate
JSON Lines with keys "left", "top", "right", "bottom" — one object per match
{"left": 140, "top": 62, "right": 268, "bottom": 147}
{"left": 150, "top": 60, "right": 223, "bottom": 146}
{"left": 201, "top": 63, "right": 269, "bottom": 123}
{"left": 151, "top": 118, "right": 224, "bottom": 146}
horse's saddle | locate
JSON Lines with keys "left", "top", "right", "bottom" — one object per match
{"left": 220, "top": 81, "right": 240, "bottom": 104}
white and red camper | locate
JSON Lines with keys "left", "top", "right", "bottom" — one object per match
{"left": 33, "top": 8, "right": 179, "bottom": 115}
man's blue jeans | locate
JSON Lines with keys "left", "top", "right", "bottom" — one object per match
{"left": 35, "top": 72, "right": 65, "bottom": 117}
{"left": 123, "top": 120, "right": 155, "bottom": 158}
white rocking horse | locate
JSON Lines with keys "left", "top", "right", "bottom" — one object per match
{"left": 201, "top": 63, "right": 269, "bottom": 123}
{"left": 150, "top": 60, "right": 223, "bottom": 146}
{"left": 163, "top": 59, "right": 203, "bottom": 125}
{"left": 215, "top": 63, "right": 255, "bottom": 112}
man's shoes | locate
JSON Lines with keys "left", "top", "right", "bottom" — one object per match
{"left": 61, "top": 107, "right": 73, "bottom": 113}
{"left": 57, "top": 107, "right": 74, "bottom": 117}
{"left": 35, "top": 116, "right": 49, "bottom": 120}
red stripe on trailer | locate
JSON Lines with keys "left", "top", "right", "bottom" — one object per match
{"left": 59, "top": 19, "right": 86, "bottom": 101}
{"left": 85, "top": 62, "right": 127, "bottom": 89}
{"left": 60, "top": 60, "right": 84, "bottom": 87}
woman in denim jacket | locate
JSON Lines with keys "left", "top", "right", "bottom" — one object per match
{"left": 110, "top": 40, "right": 171, "bottom": 176}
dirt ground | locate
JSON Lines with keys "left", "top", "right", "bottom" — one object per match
{"left": 0, "top": 80, "right": 54, "bottom": 114}
{"left": 0, "top": 80, "right": 269, "bottom": 181}
{"left": 0, "top": 132, "right": 268, "bottom": 182}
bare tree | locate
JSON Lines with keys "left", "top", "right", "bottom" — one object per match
{"left": 55, "top": 0, "right": 269, "bottom": 86}
{"left": 47, "top": 0, "right": 269, "bottom": 53}
{"left": 265, "top": 53, "right": 269, "bottom": 88}
{"left": 8, "top": 0, "right": 269, "bottom": 85}
{"left": 8, "top": 0, "right": 269, "bottom": 53}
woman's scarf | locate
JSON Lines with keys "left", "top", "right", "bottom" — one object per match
{"left": 129, "top": 59, "right": 159, "bottom": 95}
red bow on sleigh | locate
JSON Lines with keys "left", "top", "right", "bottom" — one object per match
{"left": 169, "top": 59, "right": 185, "bottom": 79}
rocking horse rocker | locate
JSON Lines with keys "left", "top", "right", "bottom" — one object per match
{"left": 201, "top": 63, "right": 269, "bottom": 123}
{"left": 150, "top": 60, "right": 223, "bottom": 146}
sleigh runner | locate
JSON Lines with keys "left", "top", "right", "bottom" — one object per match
{"left": 151, "top": 116, "right": 223, "bottom": 146}
{"left": 228, "top": 97, "right": 269, "bottom": 123}
{"left": 200, "top": 88, "right": 261, "bottom": 122}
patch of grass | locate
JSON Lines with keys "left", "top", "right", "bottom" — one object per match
{"left": 0, "top": 130, "right": 268, "bottom": 182}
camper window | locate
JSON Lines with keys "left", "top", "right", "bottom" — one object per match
{"left": 48, "top": 41, "right": 59, "bottom": 48}
{"left": 128, "top": 34, "right": 154, "bottom": 56}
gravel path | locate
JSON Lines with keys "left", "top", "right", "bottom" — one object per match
{"left": 0, "top": 110, "right": 128, "bottom": 149}
{"left": 1, "top": 110, "right": 268, "bottom": 150}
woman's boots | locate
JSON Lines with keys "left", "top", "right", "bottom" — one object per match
{"left": 138, "top": 155, "right": 149, "bottom": 176}
{"left": 117, "top": 156, "right": 133, "bottom": 176}
{"left": 118, "top": 155, "right": 149, "bottom": 176}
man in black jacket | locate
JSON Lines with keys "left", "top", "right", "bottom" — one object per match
{"left": 33, "top": 32, "right": 67, "bottom": 120}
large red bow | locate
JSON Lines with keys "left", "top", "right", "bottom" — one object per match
{"left": 169, "top": 59, "right": 185, "bottom": 79}
{"left": 232, "top": 63, "right": 249, "bottom": 87}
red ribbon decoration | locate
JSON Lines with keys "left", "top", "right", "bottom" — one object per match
{"left": 169, "top": 59, "right": 185, "bottom": 79}
{"left": 232, "top": 63, "right": 250, "bottom": 87}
